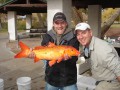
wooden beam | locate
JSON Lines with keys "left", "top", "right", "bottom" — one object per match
{"left": 6, "top": 4, "right": 47, "bottom": 7}
{"left": 26, "top": 0, "right": 30, "bottom": 4}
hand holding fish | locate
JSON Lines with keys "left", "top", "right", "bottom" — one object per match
{"left": 117, "top": 76, "right": 120, "bottom": 82}
{"left": 63, "top": 54, "right": 71, "bottom": 61}
{"left": 27, "top": 49, "right": 36, "bottom": 59}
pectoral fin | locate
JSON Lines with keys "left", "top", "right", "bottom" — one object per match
{"left": 34, "top": 56, "right": 41, "bottom": 62}
{"left": 49, "top": 60, "right": 56, "bottom": 67}
{"left": 48, "top": 42, "right": 56, "bottom": 47}
{"left": 57, "top": 57, "right": 63, "bottom": 63}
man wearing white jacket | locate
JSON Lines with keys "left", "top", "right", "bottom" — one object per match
{"left": 75, "top": 22, "right": 120, "bottom": 90}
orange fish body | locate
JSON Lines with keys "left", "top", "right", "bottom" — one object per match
{"left": 14, "top": 41, "right": 80, "bottom": 66}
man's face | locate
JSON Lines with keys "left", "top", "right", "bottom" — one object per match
{"left": 76, "top": 29, "right": 92, "bottom": 46}
{"left": 53, "top": 20, "right": 67, "bottom": 35}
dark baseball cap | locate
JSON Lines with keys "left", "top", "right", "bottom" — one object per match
{"left": 53, "top": 12, "right": 67, "bottom": 22}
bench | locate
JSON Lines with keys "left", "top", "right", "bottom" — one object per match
{"left": 26, "top": 28, "right": 47, "bottom": 38}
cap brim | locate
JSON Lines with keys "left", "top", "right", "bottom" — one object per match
{"left": 54, "top": 19, "right": 66, "bottom": 22}
{"left": 75, "top": 27, "right": 87, "bottom": 31}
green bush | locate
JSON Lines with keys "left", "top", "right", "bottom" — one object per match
{"left": 0, "top": 22, "right": 8, "bottom": 33}
{"left": 17, "top": 20, "right": 26, "bottom": 30}
{"left": 2, "top": 22, "right": 8, "bottom": 29}
{"left": 32, "top": 21, "right": 40, "bottom": 28}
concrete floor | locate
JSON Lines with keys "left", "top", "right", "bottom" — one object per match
{"left": 0, "top": 33, "right": 45, "bottom": 90}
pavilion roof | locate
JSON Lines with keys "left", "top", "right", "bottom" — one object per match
{"left": 0, "top": 0, "right": 120, "bottom": 15}
{"left": 0, "top": 0, "right": 47, "bottom": 15}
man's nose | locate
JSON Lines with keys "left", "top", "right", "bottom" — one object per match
{"left": 78, "top": 34, "right": 83, "bottom": 39}
{"left": 58, "top": 24, "right": 62, "bottom": 27}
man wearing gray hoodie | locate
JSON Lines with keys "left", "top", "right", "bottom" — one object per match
{"left": 41, "top": 12, "right": 79, "bottom": 90}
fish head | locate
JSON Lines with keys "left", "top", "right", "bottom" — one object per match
{"left": 65, "top": 46, "right": 80, "bottom": 56}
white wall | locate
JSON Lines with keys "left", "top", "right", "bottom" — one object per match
{"left": 8, "top": 11, "right": 17, "bottom": 40}
{"left": 26, "top": 14, "right": 32, "bottom": 29}
{"left": 47, "top": 0, "right": 72, "bottom": 31}
{"left": 88, "top": 5, "right": 102, "bottom": 37}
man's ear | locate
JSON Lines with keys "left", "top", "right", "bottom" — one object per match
{"left": 90, "top": 30, "right": 93, "bottom": 36}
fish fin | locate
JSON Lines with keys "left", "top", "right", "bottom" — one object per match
{"left": 19, "top": 41, "right": 30, "bottom": 50}
{"left": 15, "top": 51, "right": 27, "bottom": 58}
{"left": 48, "top": 42, "right": 56, "bottom": 47}
{"left": 57, "top": 57, "right": 63, "bottom": 63}
{"left": 14, "top": 41, "right": 30, "bottom": 58}
{"left": 49, "top": 60, "right": 56, "bottom": 67}
{"left": 34, "top": 56, "right": 40, "bottom": 62}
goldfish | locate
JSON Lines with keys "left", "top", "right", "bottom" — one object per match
{"left": 14, "top": 41, "right": 80, "bottom": 66}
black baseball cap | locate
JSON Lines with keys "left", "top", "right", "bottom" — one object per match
{"left": 53, "top": 12, "right": 67, "bottom": 22}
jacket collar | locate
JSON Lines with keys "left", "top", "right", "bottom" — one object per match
{"left": 89, "top": 36, "right": 95, "bottom": 51}
{"left": 47, "top": 29, "right": 74, "bottom": 42}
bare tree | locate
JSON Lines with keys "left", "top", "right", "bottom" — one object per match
{"left": 0, "top": 18, "right": 2, "bottom": 30}
{"left": 101, "top": 8, "right": 120, "bottom": 38}
{"left": 73, "top": 7, "right": 120, "bottom": 38}
{"left": 36, "top": 13, "right": 45, "bottom": 28}
{"left": 72, "top": 7, "right": 88, "bottom": 26}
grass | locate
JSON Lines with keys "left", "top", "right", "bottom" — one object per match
{"left": 0, "top": 29, "right": 7, "bottom": 33}
{"left": 110, "top": 23, "right": 120, "bottom": 28}
{"left": 0, "top": 23, "right": 120, "bottom": 33}
{"left": 0, "top": 29, "right": 25, "bottom": 33}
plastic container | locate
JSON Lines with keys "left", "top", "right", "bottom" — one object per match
{"left": 17, "top": 77, "right": 31, "bottom": 90}
{"left": 77, "top": 75, "right": 96, "bottom": 90}
{"left": 0, "top": 78, "right": 4, "bottom": 90}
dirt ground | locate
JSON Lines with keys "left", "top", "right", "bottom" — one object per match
{"left": 6, "top": 37, "right": 42, "bottom": 54}
{"left": 6, "top": 36, "right": 46, "bottom": 90}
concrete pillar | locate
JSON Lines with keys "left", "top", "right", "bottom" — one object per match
{"left": 26, "top": 14, "right": 32, "bottom": 29}
{"left": 88, "top": 5, "right": 102, "bottom": 37}
{"left": 47, "top": 0, "right": 72, "bottom": 30}
{"left": 8, "top": 11, "right": 17, "bottom": 40}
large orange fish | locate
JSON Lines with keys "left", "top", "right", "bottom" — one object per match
{"left": 14, "top": 41, "right": 80, "bottom": 66}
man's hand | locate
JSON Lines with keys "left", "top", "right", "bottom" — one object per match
{"left": 117, "top": 76, "right": 120, "bottom": 82}
{"left": 27, "top": 48, "right": 35, "bottom": 59}
{"left": 64, "top": 54, "right": 71, "bottom": 60}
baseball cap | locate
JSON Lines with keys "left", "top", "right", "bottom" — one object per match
{"left": 53, "top": 12, "right": 67, "bottom": 22}
{"left": 75, "top": 22, "right": 91, "bottom": 31}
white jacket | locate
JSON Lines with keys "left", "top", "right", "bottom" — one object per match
{"left": 89, "top": 36, "right": 120, "bottom": 81}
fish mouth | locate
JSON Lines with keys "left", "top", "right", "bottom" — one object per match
{"left": 76, "top": 51, "right": 80, "bottom": 56}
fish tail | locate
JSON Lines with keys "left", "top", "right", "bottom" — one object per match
{"left": 14, "top": 41, "right": 30, "bottom": 58}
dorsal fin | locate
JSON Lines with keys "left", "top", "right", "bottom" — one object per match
{"left": 48, "top": 42, "right": 56, "bottom": 47}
